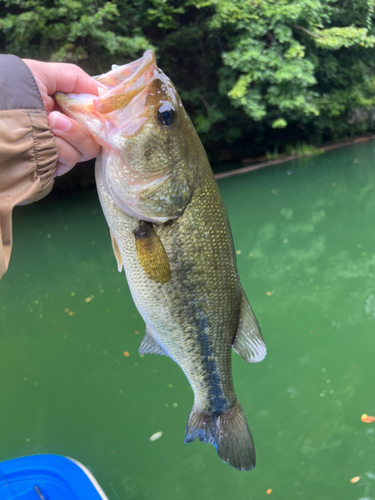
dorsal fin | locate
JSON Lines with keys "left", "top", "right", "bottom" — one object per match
{"left": 232, "top": 289, "right": 266, "bottom": 363}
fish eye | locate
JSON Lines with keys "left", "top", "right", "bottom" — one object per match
{"left": 157, "top": 103, "right": 176, "bottom": 126}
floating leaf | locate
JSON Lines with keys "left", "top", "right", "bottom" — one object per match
{"left": 361, "top": 414, "right": 375, "bottom": 423}
{"left": 150, "top": 431, "right": 163, "bottom": 442}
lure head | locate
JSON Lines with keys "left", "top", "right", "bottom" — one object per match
{"left": 56, "top": 51, "right": 201, "bottom": 223}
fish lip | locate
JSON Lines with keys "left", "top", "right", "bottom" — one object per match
{"left": 93, "top": 51, "right": 156, "bottom": 115}
{"left": 94, "top": 50, "right": 155, "bottom": 86}
{"left": 113, "top": 49, "right": 156, "bottom": 89}
{"left": 130, "top": 50, "right": 156, "bottom": 78}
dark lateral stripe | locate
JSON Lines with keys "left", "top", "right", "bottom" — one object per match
{"left": 195, "top": 316, "right": 229, "bottom": 413}
{"left": 184, "top": 280, "right": 231, "bottom": 412}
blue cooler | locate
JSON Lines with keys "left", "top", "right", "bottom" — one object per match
{"left": 0, "top": 454, "right": 109, "bottom": 499}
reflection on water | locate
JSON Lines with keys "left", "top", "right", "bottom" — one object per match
{"left": 1, "top": 141, "right": 375, "bottom": 499}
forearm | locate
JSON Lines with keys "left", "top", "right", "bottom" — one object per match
{"left": 0, "top": 55, "right": 57, "bottom": 279}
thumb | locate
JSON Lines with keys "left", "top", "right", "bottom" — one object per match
{"left": 23, "top": 60, "right": 106, "bottom": 112}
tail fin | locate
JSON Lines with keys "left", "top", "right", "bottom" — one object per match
{"left": 184, "top": 401, "right": 255, "bottom": 471}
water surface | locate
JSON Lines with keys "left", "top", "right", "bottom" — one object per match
{"left": 1, "top": 141, "right": 375, "bottom": 499}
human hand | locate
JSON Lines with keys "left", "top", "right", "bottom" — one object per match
{"left": 23, "top": 60, "right": 105, "bottom": 176}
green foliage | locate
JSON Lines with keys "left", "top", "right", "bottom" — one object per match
{"left": 272, "top": 118, "right": 288, "bottom": 129}
{"left": 285, "top": 142, "right": 322, "bottom": 156}
{"left": 202, "top": 0, "right": 375, "bottom": 131}
{"left": 265, "top": 142, "right": 321, "bottom": 160}
{"left": 314, "top": 26, "right": 375, "bottom": 49}
{"left": 2, "top": 0, "right": 375, "bottom": 162}
{"left": 0, "top": 0, "right": 152, "bottom": 64}
{"left": 147, "top": 0, "right": 185, "bottom": 29}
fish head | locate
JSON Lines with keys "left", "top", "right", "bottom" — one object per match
{"left": 55, "top": 50, "right": 200, "bottom": 223}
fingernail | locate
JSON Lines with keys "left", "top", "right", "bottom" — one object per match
{"left": 49, "top": 112, "right": 71, "bottom": 132}
{"left": 55, "top": 162, "right": 72, "bottom": 177}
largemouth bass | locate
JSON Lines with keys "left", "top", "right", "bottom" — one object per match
{"left": 56, "top": 50, "right": 266, "bottom": 471}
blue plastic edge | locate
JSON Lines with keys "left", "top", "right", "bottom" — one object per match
{"left": 0, "top": 454, "right": 109, "bottom": 499}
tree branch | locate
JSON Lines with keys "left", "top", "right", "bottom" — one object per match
{"left": 293, "top": 25, "right": 321, "bottom": 39}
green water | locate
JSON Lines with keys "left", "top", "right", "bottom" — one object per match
{"left": 1, "top": 140, "right": 375, "bottom": 500}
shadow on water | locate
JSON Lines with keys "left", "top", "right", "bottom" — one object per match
{"left": 1, "top": 140, "right": 375, "bottom": 499}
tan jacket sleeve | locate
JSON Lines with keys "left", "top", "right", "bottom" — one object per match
{"left": 0, "top": 55, "right": 58, "bottom": 279}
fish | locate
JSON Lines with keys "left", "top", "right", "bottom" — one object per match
{"left": 55, "top": 50, "right": 267, "bottom": 471}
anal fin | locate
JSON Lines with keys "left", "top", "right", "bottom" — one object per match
{"left": 232, "top": 289, "right": 266, "bottom": 363}
{"left": 139, "top": 325, "right": 168, "bottom": 356}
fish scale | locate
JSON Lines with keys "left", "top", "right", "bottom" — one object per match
{"left": 55, "top": 50, "right": 267, "bottom": 471}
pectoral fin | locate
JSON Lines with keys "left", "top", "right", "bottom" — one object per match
{"left": 134, "top": 221, "right": 170, "bottom": 284}
{"left": 232, "top": 289, "right": 266, "bottom": 363}
{"left": 139, "top": 326, "right": 168, "bottom": 356}
{"left": 110, "top": 230, "right": 123, "bottom": 272}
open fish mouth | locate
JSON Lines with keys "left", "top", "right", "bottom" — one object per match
{"left": 95, "top": 50, "right": 156, "bottom": 90}
{"left": 55, "top": 50, "right": 156, "bottom": 120}
{"left": 92, "top": 50, "right": 156, "bottom": 114}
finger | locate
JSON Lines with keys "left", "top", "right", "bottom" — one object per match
{"left": 55, "top": 160, "right": 75, "bottom": 178}
{"left": 24, "top": 59, "right": 105, "bottom": 96}
{"left": 23, "top": 59, "right": 106, "bottom": 113}
{"left": 53, "top": 137, "right": 82, "bottom": 177}
{"left": 48, "top": 111, "right": 101, "bottom": 162}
